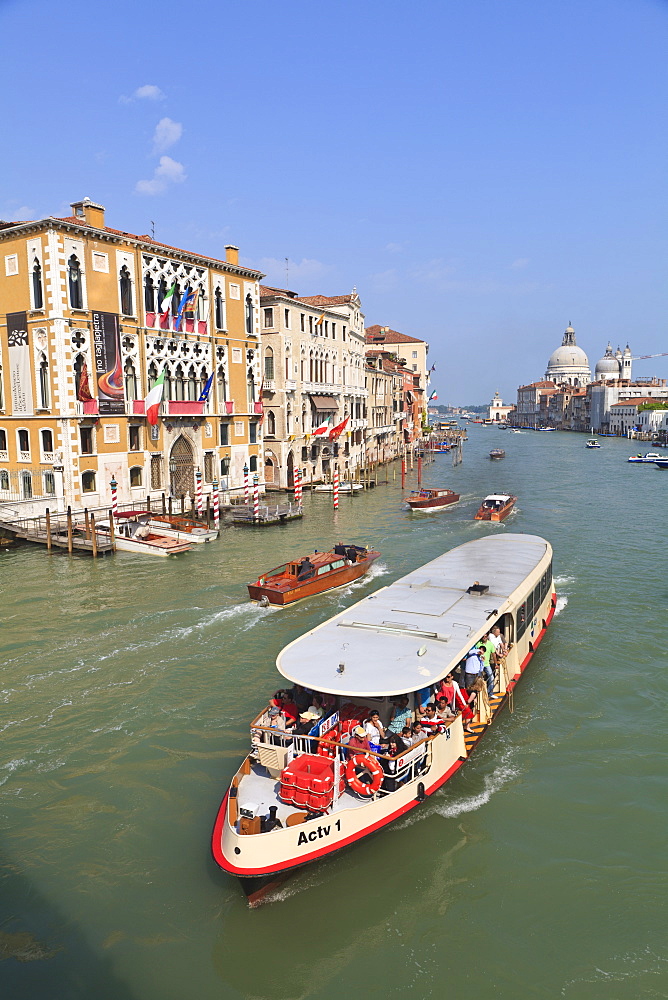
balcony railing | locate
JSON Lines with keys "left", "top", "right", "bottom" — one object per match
{"left": 166, "top": 400, "right": 205, "bottom": 417}
{"left": 263, "top": 379, "right": 276, "bottom": 392}
{"left": 75, "top": 400, "right": 99, "bottom": 416}
{"left": 284, "top": 379, "right": 296, "bottom": 391}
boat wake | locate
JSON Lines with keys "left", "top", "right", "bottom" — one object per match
{"left": 394, "top": 757, "right": 521, "bottom": 830}
{"left": 553, "top": 574, "right": 573, "bottom": 617}
{"left": 336, "top": 561, "right": 389, "bottom": 600}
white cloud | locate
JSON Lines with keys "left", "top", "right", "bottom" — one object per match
{"left": 255, "top": 257, "right": 332, "bottom": 286}
{"left": 120, "top": 84, "right": 165, "bottom": 104}
{"left": 1, "top": 201, "right": 35, "bottom": 220}
{"left": 152, "top": 117, "right": 182, "bottom": 153}
{"left": 384, "top": 242, "right": 404, "bottom": 254}
{"left": 135, "top": 156, "right": 186, "bottom": 196}
{"left": 510, "top": 258, "right": 530, "bottom": 269}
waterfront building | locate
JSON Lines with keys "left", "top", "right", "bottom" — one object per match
{"left": 594, "top": 343, "right": 633, "bottom": 382}
{"left": 365, "top": 325, "right": 430, "bottom": 423}
{"left": 589, "top": 378, "right": 668, "bottom": 434}
{"left": 488, "top": 391, "right": 515, "bottom": 423}
{"left": 0, "top": 198, "right": 263, "bottom": 516}
{"left": 259, "top": 285, "right": 367, "bottom": 487}
{"left": 608, "top": 398, "right": 668, "bottom": 438}
{"left": 544, "top": 323, "right": 591, "bottom": 386}
{"left": 513, "top": 381, "right": 557, "bottom": 428}
{"left": 364, "top": 349, "right": 423, "bottom": 462}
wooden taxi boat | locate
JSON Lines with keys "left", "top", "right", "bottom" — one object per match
{"left": 212, "top": 534, "right": 556, "bottom": 904}
{"left": 489, "top": 449, "right": 505, "bottom": 459}
{"left": 474, "top": 493, "right": 517, "bottom": 522}
{"left": 247, "top": 545, "right": 380, "bottom": 606}
{"left": 404, "top": 488, "right": 460, "bottom": 513}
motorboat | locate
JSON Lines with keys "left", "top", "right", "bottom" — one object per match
{"left": 655, "top": 459, "right": 668, "bottom": 470}
{"left": 404, "top": 488, "right": 460, "bottom": 513}
{"left": 489, "top": 449, "right": 505, "bottom": 459}
{"left": 628, "top": 453, "right": 662, "bottom": 464}
{"left": 145, "top": 512, "right": 219, "bottom": 543}
{"left": 96, "top": 513, "right": 192, "bottom": 555}
{"left": 313, "top": 483, "right": 363, "bottom": 493}
{"left": 586, "top": 439, "right": 601, "bottom": 448}
{"left": 474, "top": 493, "right": 517, "bottom": 522}
{"left": 248, "top": 545, "right": 380, "bottom": 606}
{"left": 212, "top": 534, "right": 556, "bottom": 904}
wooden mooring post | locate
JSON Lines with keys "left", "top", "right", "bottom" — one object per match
{"left": 84, "top": 508, "right": 90, "bottom": 539}
{"left": 108, "top": 510, "right": 116, "bottom": 550}
{"left": 90, "top": 513, "right": 98, "bottom": 557}
{"left": 66, "top": 506, "right": 73, "bottom": 554}
{"left": 206, "top": 495, "right": 211, "bottom": 526}
{"left": 162, "top": 493, "right": 166, "bottom": 514}
{"left": 45, "top": 508, "right": 52, "bottom": 551}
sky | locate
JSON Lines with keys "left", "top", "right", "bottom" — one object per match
{"left": 2, "top": 0, "right": 667, "bottom": 404}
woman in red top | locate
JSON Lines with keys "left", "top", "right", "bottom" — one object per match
{"left": 439, "top": 672, "right": 475, "bottom": 733}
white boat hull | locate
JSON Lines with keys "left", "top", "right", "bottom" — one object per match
{"left": 148, "top": 520, "right": 218, "bottom": 543}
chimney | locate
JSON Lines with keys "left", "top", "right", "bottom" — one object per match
{"left": 225, "top": 244, "right": 239, "bottom": 266}
{"left": 70, "top": 197, "right": 105, "bottom": 229}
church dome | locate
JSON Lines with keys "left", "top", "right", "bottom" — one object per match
{"left": 595, "top": 343, "right": 620, "bottom": 377}
{"left": 544, "top": 323, "right": 591, "bottom": 386}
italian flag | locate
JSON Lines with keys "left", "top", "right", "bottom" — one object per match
{"left": 160, "top": 282, "right": 177, "bottom": 313}
{"left": 312, "top": 418, "right": 331, "bottom": 436}
{"left": 145, "top": 369, "right": 165, "bottom": 425}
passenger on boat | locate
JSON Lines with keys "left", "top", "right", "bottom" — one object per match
{"left": 346, "top": 546, "right": 358, "bottom": 563}
{"left": 400, "top": 726, "right": 414, "bottom": 745}
{"left": 293, "top": 710, "right": 320, "bottom": 736}
{"left": 297, "top": 557, "right": 315, "bottom": 580}
{"left": 364, "top": 711, "right": 386, "bottom": 750}
{"left": 381, "top": 734, "right": 409, "bottom": 791}
{"left": 281, "top": 696, "right": 299, "bottom": 725}
{"left": 419, "top": 703, "right": 445, "bottom": 733}
{"left": 267, "top": 705, "right": 286, "bottom": 731}
{"left": 438, "top": 672, "right": 473, "bottom": 729}
{"left": 307, "top": 695, "right": 325, "bottom": 718}
{"left": 472, "top": 676, "right": 492, "bottom": 725}
{"left": 488, "top": 625, "right": 507, "bottom": 657}
{"left": 436, "top": 697, "right": 455, "bottom": 722}
{"left": 463, "top": 648, "right": 484, "bottom": 690}
{"left": 476, "top": 634, "right": 497, "bottom": 697}
{"left": 333, "top": 543, "right": 347, "bottom": 557}
{"left": 388, "top": 695, "right": 412, "bottom": 734}
{"left": 289, "top": 684, "right": 311, "bottom": 714}
{"left": 411, "top": 722, "right": 427, "bottom": 742}
{"left": 348, "top": 725, "right": 373, "bottom": 752}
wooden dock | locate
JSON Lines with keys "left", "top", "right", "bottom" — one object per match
{"left": 0, "top": 508, "right": 115, "bottom": 556}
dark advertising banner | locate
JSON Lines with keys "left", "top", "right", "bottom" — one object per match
{"left": 92, "top": 311, "right": 125, "bottom": 414}
{"left": 7, "top": 311, "right": 34, "bottom": 414}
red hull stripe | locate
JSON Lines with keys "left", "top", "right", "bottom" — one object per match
{"left": 212, "top": 590, "right": 557, "bottom": 877}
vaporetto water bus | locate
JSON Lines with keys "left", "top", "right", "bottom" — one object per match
{"left": 212, "top": 533, "right": 556, "bottom": 904}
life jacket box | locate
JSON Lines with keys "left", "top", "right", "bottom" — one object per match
{"left": 279, "top": 754, "right": 337, "bottom": 808}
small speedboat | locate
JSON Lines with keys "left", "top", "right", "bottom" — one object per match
{"left": 404, "top": 488, "right": 460, "bottom": 512}
{"left": 489, "top": 449, "right": 505, "bottom": 459}
{"left": 313, "top": 483, "right": 363, "bottom": 493}
{"left": 146, "top": 512, "right": 219, "bottom": 543}
{"left": 474, "top": 493, "right": 517, "bottom": 522}
{"left": 96, "top": 513, "right": 192, "bottom": 556}
{"left": 627, "top": 453, "right": 661, "bottom": 464}
{"left": 248, "top": 545, "right": 380, "bottom": 606}
{"left": 586, "top": 439, "right": 601, "bottom": 449}
{"left": 654, "top": 459, "right": 668, "bottom": 470}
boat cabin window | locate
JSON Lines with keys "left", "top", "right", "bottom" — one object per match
{"left": 533, "top": 582, "right": 541, "bottom": 612}
{"left": 331, "top": 559, "right": 345, "bottom": 570}
{"left": 317, "top": 565, "right": 331, "bottom": 576}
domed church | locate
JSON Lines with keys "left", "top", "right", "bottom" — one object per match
{"left": 594, "top": 343, "right": 633, "bottom": 382}
{"left": 544, "top": 323, "right": 591, "bottom": 386}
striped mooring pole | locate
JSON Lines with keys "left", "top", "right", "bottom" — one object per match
{"left": 294, "top": 468, "right": 302, "bottom": 508}
{"left": 243, "top": 463, "right": 250, "bottom": 506}
{"left": 212, "top": 480, "right": 220, "bottom": 528}
{"left": 195, "top": 468, "right": 203, "bottom": 516}
{"left": 333, "top": 467, "right": 339, "bottom": 509}
{"left": 110, "top": 476, "right": 119, "bottom": 517}
{"left": 253, "top": 474, "right": 260, "bottom": 521}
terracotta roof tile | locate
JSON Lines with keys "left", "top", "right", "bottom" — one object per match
{"left": 299, "top": 294, "right": 354, "bottom": 306}
{"left": 365, "top": 324, "right": 426, "bottom": 345}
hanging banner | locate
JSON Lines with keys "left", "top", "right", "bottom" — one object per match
{"left": 7, "top": 311, "right": 34, "bottom": 414}
{"left": 92, "top": 311, "right": 125, "bottom": 414}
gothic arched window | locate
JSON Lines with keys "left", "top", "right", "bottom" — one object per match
{"left": 245, "top": 293, "right": 254, "bottom": 334}
{"left": 38, "top": 354, "right": 49, "bottom": 408}
{"left": 124, "top": 359, "right": 138, "bottom": 401}
{"left": 68, "top": 255, "right": 83, "bottom": 309}
{"left": 217, "top": 365, "right": 227, "bottom": 405}
{"left": 144, "top": 273, "right": 155, "bottom": 313}
{"left": 267, "top": 410, "right": 276, "bottom": 436}
{"left": 215, "top": 287, "right": 224, "bottom": 329}
{"left": 32, "top": 259, "right": 43, "bottom": 309}
{"left": 264, "top": 347, "right": 274, "bottom": 380}
{"left": 120, "top": 265, "right": 133, "bottom": 315}
{"left": 187, "top": 365, "right": 198, "bottom": 401}
{"left": 174, "top": 363, "right": 185, "bottom": 400}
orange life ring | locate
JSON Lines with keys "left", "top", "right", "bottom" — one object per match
{"left": 317, "top": 727, "right": 339, "bottom": 757}
{"left": 346, "top": 753, "right": 384, "bottom": 797}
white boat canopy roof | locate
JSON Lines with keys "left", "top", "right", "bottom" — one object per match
{"left": 484, "top": 494, "right": 513, "bottom": 502}
{"left": 277, "top": 533, "right": 552, "bottom": 698}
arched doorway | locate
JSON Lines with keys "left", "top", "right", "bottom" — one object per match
{"left": 286, "top": 451, "right": 294, "bottom": 489}
{"left": 169, "top": 435, "right": 194, "bottom": 498}
{"left": 264, "top": 450, "right": 279, "bottom": 486}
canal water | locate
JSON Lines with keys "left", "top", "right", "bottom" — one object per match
{"left": 1, "top": 426, "right": 666, "bottom": 999}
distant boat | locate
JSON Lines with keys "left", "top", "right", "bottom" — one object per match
{"left": 586, "top": 439, "right": 601, "bottom": 449}
{"left": 511, "top": 429, "right": 522, "bottom": 434}
{"left": 313, "top": 483, "right": 363, "bottom": 493}
{"left": 489, "top": 449, "right": 505, "bottom": 459}
{"left": 536, "top": 427, "right": 556, "bottom": 432}
{"left": 404, "top": 488, "right": 460, "bottom": 513}
{"left": 248, "top": 545, "right": 380, "bottom": 606}
{"left": 628, "top": 453, "right": 662, "bottom": 464}
{"left": 145, "top": 512, "right": 219, "bottom": 543}
{"left": 474, "top": 493, "right": 517, "bottom": 522}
